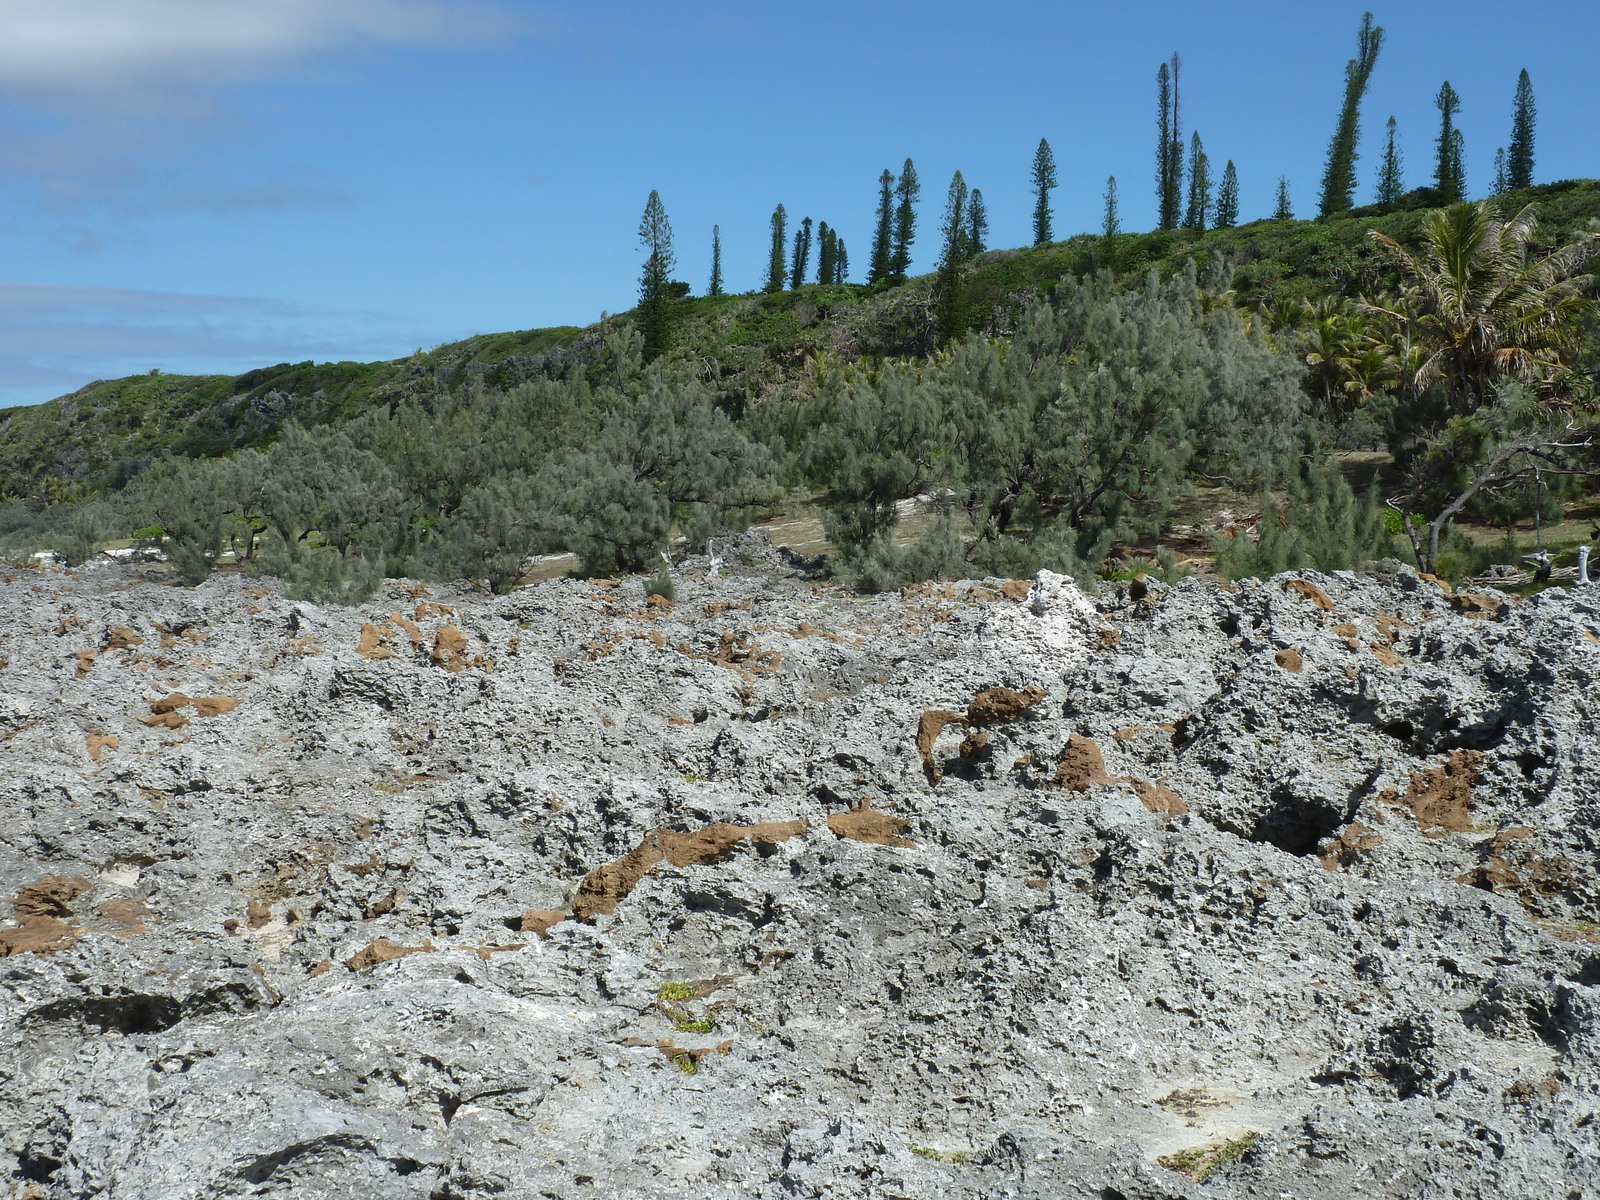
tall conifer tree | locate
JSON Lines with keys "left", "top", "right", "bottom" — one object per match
{"left": 1375, "top": 116, "right": 1403, "bottom": 205}
{"left": 889, "top": 158, "right": 920, "bottom": 283}
{"left": 1156, "top": 56, "right": 1184, "bottom": 229}
{"left": 1102, "top": 176, "right": 1121, "bottom": 238}
{"left": 1214, "top": 161, "right": 1239, "bottom": 229}
{"left": 1274, "top": 177, "right": 1293, "bottom": 221}
{"left": 968, "top": 188, "right": 988, "bottom": 256}
{"left": 835, "top": 238, "right": 849, "bottom": 283}
{"left": 1507, "top": 69, "right": 1535, "bottom": 190}
{"left": 816, "top": 221, "right": 834, "bottom": 286}
{"left": 1433, "top": 81, "right": 1465, "bottom": 203}
{"left": 1492, "top": 148, "right": 1510, "bottom": 195}
{"left": 933, "top": 170, "right": 970, "bottom": 344}
{"left": 708, "top": 224, "right": 723, "bottom": 297}
{"left": 637, "top": 190, "right": 675, "bottom": 362}
{"left": 868, "top": 169, "right": 894, "bottom": 284}
{"left": 765, "top": 204, "right": 787, "bottom": 293}
{"left": 1317, "top": 11, "right": 1385, "bottom": 217}
{"left": 791, "top": 216, "right": 813, "bottom": 289}
{"left": 1031, "top": 138, "right": 1057, "bottom": 245}
{"left": 1184, "top": 131, "right": 1211, "bottom": 231}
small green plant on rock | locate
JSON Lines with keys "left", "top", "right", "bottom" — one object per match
{"left": 910, "top": 1145, "right": 970, "bottom": 1163}
{"left": 645, "top": 573, "right": 676, "bottom": 603}
{"left": 658, "top": 981, "right": 697, "bottom": 1002}
{"left": 1157, "top": 1131, "right": 1259, "bottom": 1182}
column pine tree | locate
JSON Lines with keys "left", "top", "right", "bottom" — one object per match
{"left": 1214, "top": 161, "right": 1239, "bottom": 229}
{"left": 1031, "top": 138, "right": 1057, "bottom": 245}
{"left": 1317, "top": 11, "right": 1385, "bottom": 217}
{"left": 1103, "top": 176, "right": 1121, "bottom": 238}
{"left": 968, "top": 188, "right": 988, "bottom": 256}
{"left": 637, "top": 190, "right": 676, "bottom": 362}
{"left": 889, "top": 158, "right": 920, "bottom": 283}
{"left": 791, "top": 216, "right": 813, "bottom": 289}
{"left": 1507, "top": 69, "right": 1535, "bottom": 189}
{"left": 1184, "top": 131, "right": 1211, "bottom": 231}
{"left": 868, "top": 169, "right": 894, "bottom": 284}
{"left": 1274, "top": 177, "right": 1293, "bottom": 221}
{"left": 765, "top": 204, "right": 787, "bottom": 293}
{"left": 1374, "top": 116, "right": 1403, "bottom": 205}
{"left": 708, "top": 224, "right": 723, "bottom": 297}
{"left": 1433, "top": 81, "right": 1464, "bottom": 203}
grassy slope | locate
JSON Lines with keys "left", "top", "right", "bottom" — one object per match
{"left": 4, "top": 179, "right": 1596, "bottom": 501}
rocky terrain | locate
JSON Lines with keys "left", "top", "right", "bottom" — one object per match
{"left": 2, "top": 537, "right": 1598, "bottom": 1199}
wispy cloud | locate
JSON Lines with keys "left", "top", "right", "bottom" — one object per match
{"left": 0, "top": 281, "right": 436, "bottom": 409}
{"left": 0, "top": 0, "right": 532, "bottom": 215}
{"left": 0, "top": 0, "right": 528, "bottom": 99}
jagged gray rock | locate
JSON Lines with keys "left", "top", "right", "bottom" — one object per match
{"left": 2, "top": 554, "right": 1598, "bottom": 1199}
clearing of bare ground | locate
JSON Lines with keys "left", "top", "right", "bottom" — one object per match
{"left": 2, "top": 542, "right": 1599, "bottom": 1200}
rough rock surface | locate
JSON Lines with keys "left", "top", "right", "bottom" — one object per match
{"left": 2, "top": 553, "right": 1599, "bottom": 1199}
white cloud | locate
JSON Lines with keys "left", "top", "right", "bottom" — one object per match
{"left": 0, "top": 0, "right": 527, "bottom": 96}
{"left": 0, "top": 281, "right": 436, "bottom": 409}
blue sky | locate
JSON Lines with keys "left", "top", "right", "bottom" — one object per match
{"left": 2, "top": 0, "right": 1596, "bottom": 408}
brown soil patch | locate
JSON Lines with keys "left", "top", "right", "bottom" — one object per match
{"left": 1283, "top": 579, "right": 1335, "bottom": 611}
{"left": 1331, "top": 622, "right": 1359, "bottom": 638}
{"left": 967, "top": 685, "right": 1047, "bottom": 725}
{"left": 74, "top": 649, "right": 96, "bottom": 678}
{"left": 357, "top": 624, "right": 397, "bottom": 659}
{"left": 140, "top": 711, "right": 187, "bottom": 729}
{"left": 571, "top": 820, "right": 808, "bottom": 922}
{"left": 999, "top": 579, "right": 1033, "bottom": 602}
{"left": 191, "top": 696, "right": 238, "bottom": 718}
{"left": 827, "top": 799, "right": 916, "bottom": 848}
{"left": 958, "top": 728, "right": 991, "bottom": 759}
{"left": 390, "top": 612, "right": 424, "bottom": 648}
{"left": 1052, "top": 735, "right": 1113, "bottom": 789}
{"left": 916, "top": 710, "right": 969, "bottom": 782}
{"left": 363, "top": 887, "right": 406, "bottom": 919}
{"left": 0, "top": 916, "right": 82, "bottom": 957}
{"left": 431, "top": 626, "right": 469, "bottom": 672}
{"left": 15, "top": 876, "right": 93, "bottom": 917}
{"left": 707, "top": 632, "right": 782, "bottom": 675}
{"left": 520, "top": 908, "right": 567, "bottom": 938}
{"left": 103, "top": 625, "right": 143, "bottom": 650}
{"left": 651, "top": 1037, "right": 734, "bottom": 1069}
{"left": 1319, "top": 821, "right": 1385, "bottom": 870}
{"left": 1452, "top": 592, "right": 1506, "bottom": 619}
{"left": 1380, "top": 749, "right": 1485, "bottom": 836}
{"left": 1126, "top": 777, "right": 1188, "bottom": 817}
{"left": 86, "top": 734, "right": 118, "bottom": 763}
{"left": 1456, "top": 827, "right": 1587, "bottom": 913}
{"left": 1274, "top": 648, "right": 1304, "bottom": 673}
{"left": 98, "top": 898, "right": 151, "bottom": 933}
{"left": 1370, "top": 643, "right": 1405, "bottom": 668}
{"left": 704, "top": 599, "right": 752, "bottom": 617}
{"left": 1417, "top": 572, "right": 1453, "bottom": 593}
{"left": 346, "top": 936, "right": 436, "bottom": 971}
{"left": 246, "top": 898, "right": 273, "bottom": 930}
{"left": 151, "top": 692, "right": 190, "bottom": 714}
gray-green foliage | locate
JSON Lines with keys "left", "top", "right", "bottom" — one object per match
{"left": 801, "top": 265, "right": 1309, "bottom": 589}
{"left": 1214, "top": 448, "right": 1394, "bottom": 579}
{"left": 558, "top": 368, "right": 779, "bottom": 575}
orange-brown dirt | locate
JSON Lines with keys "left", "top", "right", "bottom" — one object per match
{"left": 346, "top": 937, "right": 437, "bottom": 971}
{"left": 1282, "top": 579, "right": 1336, "bottom": 611}
{"left": 1381, "top": 749, "right": 1485, "bottom": 836}
{"left": 1319, "top": 821, "right": 1386, "bottom": 870}
{"left": 571, "top": 820, "right": 808, "bottom": 922}
{"left": 14, "top": 875, "right": 93, "bottom": 917}
{"left": 1274, "top": 648, "right": 1305, "bottom": 673}
{"left": 826, "top": 799, "right": 917, "bottom": 848}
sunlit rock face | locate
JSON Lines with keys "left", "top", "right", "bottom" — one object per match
{"left": 3, "top": 547, "right": 1598, "bottom": 1199}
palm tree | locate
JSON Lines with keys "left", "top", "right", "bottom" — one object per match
{"left": 1361, "top": 201, "right": 1600, "bottom": 573}
{"left": 1362, "top": 200, "right": 1599, "bottom": 416}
